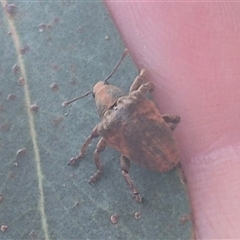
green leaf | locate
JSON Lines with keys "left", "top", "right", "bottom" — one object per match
{"left": 0, "top": 1, "right": 191, "bottom": 239}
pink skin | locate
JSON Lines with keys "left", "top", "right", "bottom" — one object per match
{"left": 105, "top": 2, "right": 240, "bottom": 239}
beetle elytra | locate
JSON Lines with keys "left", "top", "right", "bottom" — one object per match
{"left": 63, "top": 49, "right": 180, "bottom": 202}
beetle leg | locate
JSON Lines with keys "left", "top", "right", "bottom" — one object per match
{"left": 177, "top": 162, "right": 188, "bottom": 186}
{"left": 129, "top": 68, "right": 147, "bottom": 93}
{"left": 162, "top": 115, "right": 181, "bottom": 131}
{"left": 89, "top": 138, "right": 107, "bottom": 184}
{"left": 68, "top": 124, "right": 100, "bottom": 166}
{"left": 120, "top": 155, "right": 142, "bottom": 202}
{"left": 137, "top": 82, "right": 155, "bottom": 95}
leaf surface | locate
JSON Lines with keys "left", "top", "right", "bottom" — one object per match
{"left": 0, "top": 1, "right": 191, "bottom": 239}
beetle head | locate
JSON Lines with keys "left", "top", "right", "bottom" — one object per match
{"left": 93, "top": 81, "right": 124, "bottom": 117}
{"left": 62, "top": 49, "right": 128, "bottom": 117}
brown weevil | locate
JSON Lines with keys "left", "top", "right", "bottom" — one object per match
{"left": 63, "top": 49, "right": 180, "bottom": 202}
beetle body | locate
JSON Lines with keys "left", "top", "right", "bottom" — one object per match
{"left": 65, "top": 52, "right": 180, "bottom": 202}
{"left": 99, "top": 89, "right": 178, "bottom": 172}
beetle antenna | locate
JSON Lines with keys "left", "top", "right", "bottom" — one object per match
{"left": 62, "top": 91, "right": 92, "bottom": 106}
{"left": 104, "top": 48, "right": 128, "bottom": 83}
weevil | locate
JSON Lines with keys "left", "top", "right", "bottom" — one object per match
{"left": 63, "top": 49, "right": 180, "bottom": 202}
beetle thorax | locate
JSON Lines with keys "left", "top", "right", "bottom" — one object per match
{"left": 93, "top": 81, "right": 124, "bottom": 117}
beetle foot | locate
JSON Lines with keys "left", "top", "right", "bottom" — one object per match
{"left": 89, "top": 170, "right": 101, "bottom": 185}
{"left": 139, "top": 68, "right": 147, "bottom": 77}
{"left": 133, "top": 192, "right": 142, "bottom": 203}
{"left": 68, "top": 156, "right": 82, "bottom": 166}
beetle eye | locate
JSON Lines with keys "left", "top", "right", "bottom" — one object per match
{"left": 111, "top": 102, "right": 118, "bottom": 110}
{"left": 92, "top": 92, "right": 95, "bottom": 98}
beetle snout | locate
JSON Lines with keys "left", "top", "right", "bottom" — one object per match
{"left": 93, "top": 81, "right": 106, "bottom": 94}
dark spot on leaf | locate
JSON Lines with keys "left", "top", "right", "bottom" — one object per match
{"left": 7, "top": 171, "right": 14, "bottom": 179}
{"left": 0, "top": 225, "right": 8, "bottom": 232}
{"left": 16, "top": 147, "right": 26, "bottom": 157}
{"left": 134, "top": 211, "right": 141, "bottom": 219}
{"left": 7, "top": 94, "right": 16, "bottom": 101}
{"left": 5, "top": 3, "right": 17, "bottom": 16}
{"left": 53, "top": 116, "right": 63, "bottom": 126}
{"left": 29, "top": 230, "right": 37, "bottom": 239}
{"left": 1, "top": 123, "right": 10, "bottom": 132}
{"left": 30, "top": 103, "right": 39, "bottom": 113}
{"left": 20, "top": 45, "right": 30, "bottom": 55}
{"left": 46, "top": 36, "right": 52, "bottom": 42}
{"left": 78, "top": 26, "right": 83, "bottom": 33}
{"left": 53, "top": 17, "right": 60, "bottom": 25}
{"left": 110, "top": 214, "right": 119, "bottom": 224}
{"left": 179, "top": 214, "right": 191, "bottom": 225}
{"left": 1, "top": 123, "right": 9, "bottom": 132}
{"left": 12, "top": 64, "right": 20, "bottom": 74}
{"left": 17, "top": 77, "right": 25, "bottom": 86}
{"left": 0, "top": 105, "right": 4, "bottom": 112}
{"left": 70, "top": 65, "right": 76, "bottom": 72}
{"left": 69, "top": 77, "right": 77, "bottom": 85}
{"left": 38, "top": 23, "right": 47, "bottom": 32}
{"left": 52, "top": 64, "right": 59, "bottom": 70}
{"left": 46, "top": 24, "right": 53, "bottom": 30}
{"left": 50, "top": 82, "right": 59, "bottom": 91}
